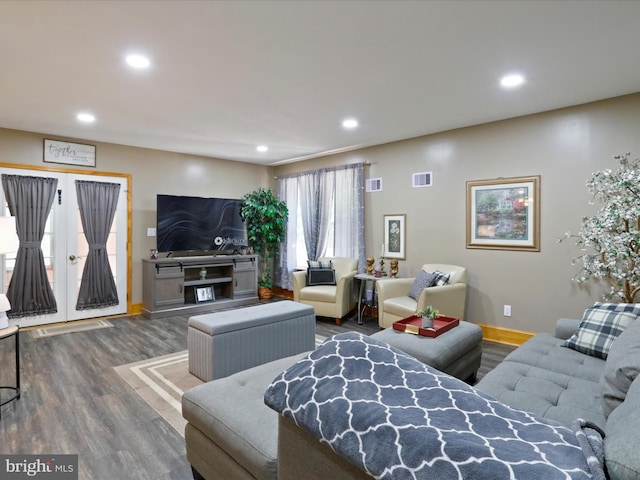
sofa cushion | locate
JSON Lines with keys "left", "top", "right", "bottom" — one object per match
{"left": 562, "top": 307, "right": 635, "bottom": 359}
{"left": 408, "top": 270, "right": 435, "bottom": 300}
{"left": 475, "top": 333, "right": 607, "bottom": 429}
{"left": 601, "top": 318, "right": 640, "bottom": 416}
{"left": 182, "top": 352, "right": 308, "bottom": 480}
{"left": 605, "top": 376, "right": 640, "bottom": 480}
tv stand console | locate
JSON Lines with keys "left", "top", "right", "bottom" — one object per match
{"left": 142, "top": 254, "right": 258, "bottom": 319}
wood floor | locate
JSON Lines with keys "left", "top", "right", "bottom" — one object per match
{"left": 0, "top": 304, "right": 515, "bottom": 480}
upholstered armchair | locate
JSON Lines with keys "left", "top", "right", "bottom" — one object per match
{"left": 376, "top": 263, "right": 468, "bottom": 329}
{"left": 291, "top": 257, "right": 358, "bottom": 326}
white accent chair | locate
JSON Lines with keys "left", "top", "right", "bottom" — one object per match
{"left": 376, "top": 263, "right": 468, "bottom": 329}
{"left": 291, "top": 257, "right": 358, "bottom": 326}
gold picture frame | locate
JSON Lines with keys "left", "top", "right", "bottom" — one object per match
{"left": 466, "top": 175, "right": 540, "bottom": 251}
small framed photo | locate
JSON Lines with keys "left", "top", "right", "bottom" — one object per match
{"left": 383, "top": 214, "right": 406, "bottom": 259}
{"left": 43, "top": 139, "right": 96, "bottom": 167}
{"left": 195, "top": 286, "right": 215, "bottom": 303}
{"left": 466, "top": 175, "right": 540, "bottom": 251}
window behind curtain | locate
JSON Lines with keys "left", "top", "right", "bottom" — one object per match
{"left": 276, "top": 163, "right": 364, "bottom": 290}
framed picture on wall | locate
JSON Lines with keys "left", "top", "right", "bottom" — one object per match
{"left": 383, "top": 214, "right": 406, "bottom": 259}
{"left": 195, "top": 286, "right": 215, "bottom": 303}
{"left": 466, "top": 175, "right": 540, "bottom": 251}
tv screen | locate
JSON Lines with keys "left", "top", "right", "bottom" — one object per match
{"left": 156, "top": 195, "right": 248, "bottom": 253}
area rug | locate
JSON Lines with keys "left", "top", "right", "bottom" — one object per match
{"left": 32, "top": 319, "right": 114, "bottom": 338}
{"left": 114, "top": 334, "right": 327, "bottom": 436}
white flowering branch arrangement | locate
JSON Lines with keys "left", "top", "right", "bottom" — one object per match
{"left": 558, "top": 152, "right": 640, "bottom": 303}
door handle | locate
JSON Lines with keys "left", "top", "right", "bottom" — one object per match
{"left": 69, "top": 255, "right": 76, "bottom": 261}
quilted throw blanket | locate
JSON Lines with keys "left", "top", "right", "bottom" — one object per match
{"left": 264, "top": 332, "right": 594, "bottom": 480}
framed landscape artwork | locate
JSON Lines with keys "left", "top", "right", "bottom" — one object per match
{"left": 466, "top": 175, "right": 540, "bottom": 251}
{"left": 383, "top": 214, "right": 406, "bottom": 259}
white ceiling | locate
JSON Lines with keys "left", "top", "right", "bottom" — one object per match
{"left": 1, "top": 0, "right": 640, "bottom": 166}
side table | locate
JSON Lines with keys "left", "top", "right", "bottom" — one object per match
{"left": 355, "top": 273, "right": 384, "bottom": 325}
{"left": 0, "top": 325, "right": 20, "bottom": 418}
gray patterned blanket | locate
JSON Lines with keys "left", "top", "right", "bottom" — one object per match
{"left": 264, "top": 332, "right": 595, "bottom": 479}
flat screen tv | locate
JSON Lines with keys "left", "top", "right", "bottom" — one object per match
{"left": 156, "top": 194, "right": 248, "bottom": 253}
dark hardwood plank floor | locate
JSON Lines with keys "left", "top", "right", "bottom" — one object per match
{"left": 0, "top": 303, "right": 514, "bottom": 480}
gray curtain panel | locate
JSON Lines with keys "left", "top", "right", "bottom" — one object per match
{"left": 75, "top": 180, "right": 120, "bottom": 310}
{"left": 1, "top": 174, "right": 58, "bottom": 317}
{"left": 275, "top": 163, "right": 365, "bottom": 290}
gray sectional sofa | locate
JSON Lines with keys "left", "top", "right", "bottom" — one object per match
{"left": 183, "top": 307, "right": 640, "bottom": 479}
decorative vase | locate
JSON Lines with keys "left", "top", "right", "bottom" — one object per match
{"left": 421, "top": 316, "right": 434, "bottom": 329}
{"left": 258, "top": 286, "right": 273, "bottom": 300}
{"left": 199, "top": 267, "right": 207, "bottom": 280}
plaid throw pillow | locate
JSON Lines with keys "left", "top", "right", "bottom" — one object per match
{"left": 593, "top": 302, "right": 640, "bottom": 318}
{"left": 408, "top": 270, "right": 436, "bottom": 301}
{"left": 563, "top": 307, "right": 636, "bottom": 359}
{"left": 431, "top": 270, "right": 450, "bottom": 287}
{"left": 307, "top": 260, "right": 332, "bottom": 269}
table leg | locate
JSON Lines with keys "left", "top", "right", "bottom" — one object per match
{"left": 357, "top": 279, "right": 365, "bottom": 325}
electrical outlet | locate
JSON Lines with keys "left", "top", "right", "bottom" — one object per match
{"left": 147, "top": 227, "right": 156, "bottom": 237}
{"left": 504, "top": 305, "right": 512, "bottom": 317}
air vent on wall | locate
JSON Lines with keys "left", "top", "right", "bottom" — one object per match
{"left": 412, "top": 171, "right": 433, "bottom": 188}
{"left": 366, "top": 178, "right": 383, "bottom": 192}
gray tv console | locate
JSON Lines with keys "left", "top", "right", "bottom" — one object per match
{"left": 142, "top": 254, "right": 258, "bottom": 319}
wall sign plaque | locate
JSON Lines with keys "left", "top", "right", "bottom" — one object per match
{"left": 43, "top": 139, "right": 96, "bottom": 167}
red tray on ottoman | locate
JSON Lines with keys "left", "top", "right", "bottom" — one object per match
{"left": 392, "top": 315, "right": 459, "bottom": 337}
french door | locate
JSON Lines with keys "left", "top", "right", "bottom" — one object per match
{"left": 1, "top": 167, "right": 128, "bottom": 327}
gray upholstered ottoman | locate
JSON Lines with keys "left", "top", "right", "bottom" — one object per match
{"left": 188, "top": 300, "right": 315, "bottom": 381}
{"left": 371, "top": 320, "right": 483, "bottom": 382}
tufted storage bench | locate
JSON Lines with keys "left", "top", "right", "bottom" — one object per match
{"left": 475, "top": 318, "right": 607, "bottom": 429}
{"left": 188, "top": 301, "right": 315, "bottom": 381}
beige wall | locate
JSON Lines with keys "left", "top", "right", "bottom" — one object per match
{"left": 3, "top": 93, "right": 639, "bottom": 333}
{"left": 0, "top": 128, "right": 272, "bottom": 304}
{"left": 275, "top": 93, "right": 640, "bottom": 334}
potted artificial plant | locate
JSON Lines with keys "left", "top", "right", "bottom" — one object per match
{"left": 240, "top": 188, "right": 288, "bottom": 299}
{"left": 417, "top": 305, "right": 439, "bottom": 329}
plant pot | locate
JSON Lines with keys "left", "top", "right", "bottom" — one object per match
{"left": 421, "top": 316, "right": 434, "bottom": 329}
{"left": 258, "top": 286, "right": 273, "bottom": 300}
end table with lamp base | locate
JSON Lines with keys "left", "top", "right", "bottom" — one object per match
{"left": 0, "top": 325, "right": 20, "bottom": 419}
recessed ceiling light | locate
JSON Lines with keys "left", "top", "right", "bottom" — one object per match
{"left": 500, "top": 73, "right": 525, "bottom": 89}
{"left": 126, "top": 54, "right": 150, "bottom": 69}
{"left": 76, "top": 113, "right": 95, "bottom": 123}
{"left": 342, "top": 118, "right": 358, "bottom": 129}
{"left": 256, "top": 145, "right": 268, "bottom": 152}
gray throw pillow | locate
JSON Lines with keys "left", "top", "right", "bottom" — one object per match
{"left": 408, "top": 270, "right": 436, "bottom": 301}
{"left": 601, "top": 318, "right": 640, "bottom": 416}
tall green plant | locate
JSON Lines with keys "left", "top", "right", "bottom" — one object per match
{"left": 559, "top": 152, "right": 640, "bottom": 302}
{"left": 240, "top": 188, "right": 288, "bottom": 288}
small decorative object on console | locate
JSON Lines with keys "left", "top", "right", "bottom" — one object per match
{"left": 366, "top": 257, "right": 375, "bottom": 275}
{"left": 390, "top": 259, "right": 399, "bottom": 278}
